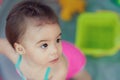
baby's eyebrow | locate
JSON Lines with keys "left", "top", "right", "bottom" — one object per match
{"left": 36, "top": 33, "right": 62, "bottom": 44}
{"left": 36, "top": 40, "right": 48, "bottom": 44}
{"left": 57, "top": 33, "right": 62, "bottom": 38}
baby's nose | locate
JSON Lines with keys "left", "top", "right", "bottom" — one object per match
{"left": 49, "top": 45, "right": 59, "bottom": 57}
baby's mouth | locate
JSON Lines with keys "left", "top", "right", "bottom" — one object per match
{"left": 50, "top": 57, "right": 59, "bottom": 64}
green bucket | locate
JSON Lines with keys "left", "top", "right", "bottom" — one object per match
{"left": 75, "top": 12, "right": 120, "bottom": 57}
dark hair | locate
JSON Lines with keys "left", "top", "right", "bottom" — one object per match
{"left": 5, "top": 0, "right": 59, "bottom": 48}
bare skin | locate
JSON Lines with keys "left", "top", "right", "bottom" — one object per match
{"left": 0, "top": 38, "right": 92, "bottom": 80}
{"left": 0, "top": 38, "right": 67, "bottom": 80}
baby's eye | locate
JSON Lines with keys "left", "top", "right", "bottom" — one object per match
{"left": 41, "top": 43, "right": 48, "bottom": 49}
{"left": 56, "top": 38, "right": 61, "bottom": 43}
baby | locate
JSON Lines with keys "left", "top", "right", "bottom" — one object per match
{"left": 0, "top": 0, "right": 91, "bottom": 80}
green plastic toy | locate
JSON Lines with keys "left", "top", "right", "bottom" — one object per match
{"left": 75, "top": 12, "right": 120, "bottom": 57}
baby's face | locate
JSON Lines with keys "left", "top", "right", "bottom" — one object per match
{"left": 20, "top": 23, "right": 62, "bottom": 67}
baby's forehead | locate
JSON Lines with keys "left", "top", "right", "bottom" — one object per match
{"left": 21, "top": 22, "right": 61, "bottom": 43}
{"left": 24, "top": 19, "right": 57, "bottom": 35}
{"left": 25, "top": 17, "right": 42, "bottom": 27}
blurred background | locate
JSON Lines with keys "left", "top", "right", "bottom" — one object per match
{"left": 0, "top": 0, "right": 120, "bottom": 80}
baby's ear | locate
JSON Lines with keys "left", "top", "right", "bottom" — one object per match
{"left": 14, "top": 42, "right": 25, "bottom": 55}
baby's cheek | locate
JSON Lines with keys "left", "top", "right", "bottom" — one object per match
{"left": 59, "top": 49, "right": 63, "bottom": 56}
{"left": 25, "top": 50, "right": 38, "bottom": 60}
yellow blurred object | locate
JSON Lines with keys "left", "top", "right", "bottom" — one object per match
{"left": 59, "top": 0, "right": 85, "bottom": 21}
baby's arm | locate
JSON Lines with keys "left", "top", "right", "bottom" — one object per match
{"left": 0, "top": 38, "right": 34, "bottom": 79}
{"left": 72, "top": 70, "right": 92, "bottom": 80}
{"left": 0, "top": 38, "right": 18, "bottom": 64}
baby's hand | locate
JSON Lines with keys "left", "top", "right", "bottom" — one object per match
{"left": 0, "top": 38, "right": 18, "bottom": 63}
{"left": 0, "top": 38, "right": 11, "bottom": 54}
